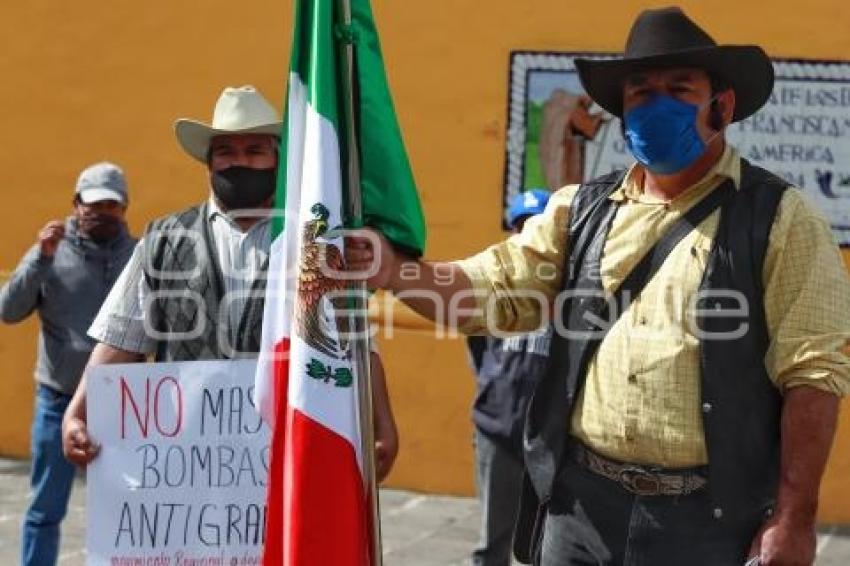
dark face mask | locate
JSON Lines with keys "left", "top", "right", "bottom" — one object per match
{"left": 79, "top": 213, "right": 123, "bottom": 243}
{"left": 210, "top": 166, "right": 277, "bottom": 211}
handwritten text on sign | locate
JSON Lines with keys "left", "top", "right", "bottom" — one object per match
{"left": 87, "top": 360, "right": 270, "bottom": 566}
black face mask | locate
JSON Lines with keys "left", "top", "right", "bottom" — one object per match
{"left": 79, "top": 213, "right": 123, "bottom": 243}
{"left": 210, "top": 166, "right": 277, "bottom": 211}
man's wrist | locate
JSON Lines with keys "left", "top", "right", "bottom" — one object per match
{"left": 775, "top": 498, "right": 818, "bottom": 526}
{"left": 387, "top": 258, "right": 419, "bottom": 293}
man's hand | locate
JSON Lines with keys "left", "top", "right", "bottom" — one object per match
{"left": 38, "top": 220, "right": 65, "bottom": 257}
{"left": 374, "top": 415, "right": 399, "bottom": 483}
{"left": 62, "top": 415, "right": 100, "bottom": 467}
{"left": 61, "top": 344, "right": 144, "bottom": 467}
{"left": 346, "top": 228, "right": 476, "bottom": 327}
{"left": 748, "top": 510, "right": 817, "bottom": 566}
{"left": 345, "top": 228, "right": 398, "bottom": 290}
{"left": 368, "top": 351, "right": 399, "bottom": 483}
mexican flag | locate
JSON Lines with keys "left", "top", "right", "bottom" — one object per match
{"left": 254, "top": 0, "right": 426, "bottom": 564}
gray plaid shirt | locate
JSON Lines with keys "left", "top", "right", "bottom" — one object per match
{"left": 89, "top": 198, "right": 270, "bottom": 354}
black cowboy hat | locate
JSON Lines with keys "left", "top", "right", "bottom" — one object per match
{"left": 575, "top": 6, "right": 774, "bottom": 122}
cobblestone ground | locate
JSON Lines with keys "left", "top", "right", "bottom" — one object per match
{"left": 2, "top": 458, "right": 849, "bottom": 565}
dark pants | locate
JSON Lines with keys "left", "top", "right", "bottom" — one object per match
{"left": 538, "top": 459, "right": 763, "bottom": 566}
{"left": 473, "top": 430, "right": 524, "bottom": 566}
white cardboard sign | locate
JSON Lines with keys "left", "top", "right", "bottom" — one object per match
{"left": 86, "top": 360, "right": 270, "bottom": 566}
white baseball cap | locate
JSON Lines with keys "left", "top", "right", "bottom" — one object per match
{"left": 75, "top": 162, "right": 128, "bottom": 204}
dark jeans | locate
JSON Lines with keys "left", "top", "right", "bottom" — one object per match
{"left": 539, "top": 459, "right": 763, "bottom": 566}
{"left": 21, "top": 385, "right": 76, "bottom": 566}
{"left": 473, "top": 430, "right": 524, "bottom": 566}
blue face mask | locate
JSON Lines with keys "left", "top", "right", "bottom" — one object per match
{"left": 624, "top": 94, "right": 713, "bottom": 175}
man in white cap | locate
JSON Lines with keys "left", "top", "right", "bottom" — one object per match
{"left": 60, "top": 86, "right": 399, "bottom": 482}
{"left": 0, "top": 162, "right": 136, "bottom": 566}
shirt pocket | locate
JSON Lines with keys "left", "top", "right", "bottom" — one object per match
{"left": 688, "top": 233, "right": 713, "bottom": 274}
{"left": 679, "top": 234, "right": 714, "bottom": 336}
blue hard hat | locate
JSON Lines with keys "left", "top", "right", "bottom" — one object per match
{"left": 507, "top": 189, "right": 551, "bottom": 229}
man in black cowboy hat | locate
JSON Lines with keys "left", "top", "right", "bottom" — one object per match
{"left": 345, "top": 5, "right": 850, "bottom": 566}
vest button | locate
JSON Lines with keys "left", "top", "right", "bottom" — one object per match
{"left": 713, "top": 507, "right": 723, "bottom": 519}
{"left": 702, "top": 402, "right": 713, "bottom": 413}
{"left": 628, "top": 374, "right": 637, "bottom": 384}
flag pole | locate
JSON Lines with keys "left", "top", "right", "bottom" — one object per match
{"left": 338, "top": 0, "right": 383, "bottom": 564}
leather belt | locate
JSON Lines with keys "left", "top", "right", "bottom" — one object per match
{"left": 570, "top": 441, "right": 707, "bottom": 497}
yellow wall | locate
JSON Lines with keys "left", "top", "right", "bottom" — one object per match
{"left": 1, "top": 0, "right": 849, "bottom": 521}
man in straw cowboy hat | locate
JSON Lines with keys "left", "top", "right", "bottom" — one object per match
{"left": 60, "top": 85, "right": 399, "bottom": 481}
{"left": 344, "top": 6, "right": 850, "bottom": 565}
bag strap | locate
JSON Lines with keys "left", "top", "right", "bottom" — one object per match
{"left": 572, "top": 177, "right": 734, "bottom": 372}
{"left": 617, "top": 178, "right": 734, "bottom": 300}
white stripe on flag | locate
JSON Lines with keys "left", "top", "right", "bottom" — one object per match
{"left": 255, "top": 73, "right": 362, "bottom": 462}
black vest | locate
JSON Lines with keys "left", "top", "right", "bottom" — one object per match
{"left": 521, "top": 159, "right": 789, "bottom": 543}
{"left": 141, "top": 203, "right": 267, "bottom": 362}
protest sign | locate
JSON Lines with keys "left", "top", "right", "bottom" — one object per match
{"left": 86, "top": 360, "right": 269, "bottom": 566}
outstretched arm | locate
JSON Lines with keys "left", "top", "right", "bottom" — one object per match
{"left": 345, "top": 188, "right": 573, "bottom": 334}
{"left": 346, "top": 230, "right": 476, "bottom": 327}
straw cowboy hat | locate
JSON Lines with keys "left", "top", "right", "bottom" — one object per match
{"left": 574, "top": 6, "right": 774, "bottom": 122}
{"left": 174, "top": 85, "right": 283, "bottom": 162}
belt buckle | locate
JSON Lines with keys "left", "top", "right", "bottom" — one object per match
{"left": 618, "top": 466, "right": 662, "bottom": 496}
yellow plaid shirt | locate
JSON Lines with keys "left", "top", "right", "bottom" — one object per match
{"left": 457, "top": 146, "right": 850, "bottom": 468}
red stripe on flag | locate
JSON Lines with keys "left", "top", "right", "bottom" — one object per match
{"left": 282, "top": 409, "right": 369, "bottom": 565}
{"left": 262, "top": 338, "right": 369, "bottom": 565}
{"left": 262, "top": 338, "right": 290, "bottom": 566}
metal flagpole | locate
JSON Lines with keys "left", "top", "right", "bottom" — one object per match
{"left": 337, "top": 0, "right": 383, "bottom": 564}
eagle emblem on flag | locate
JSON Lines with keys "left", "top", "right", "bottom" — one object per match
{"left": 295, "top": 202, "right": 352, "bottom": 361}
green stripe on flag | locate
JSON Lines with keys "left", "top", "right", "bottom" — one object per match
{"left": 352, "top": 0, "right": 426, "bottom": 257}
{"left": 274, "top": 0, "right": 342, "bottom": 238}
{"left": 273, "top": 101, "right": 289, "bottom": 239}
{"left": 274, "top": 0, "right": 427, "bottom": 256}
{"left": 292, "top": 0, "right": 340, "bottom": 123}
